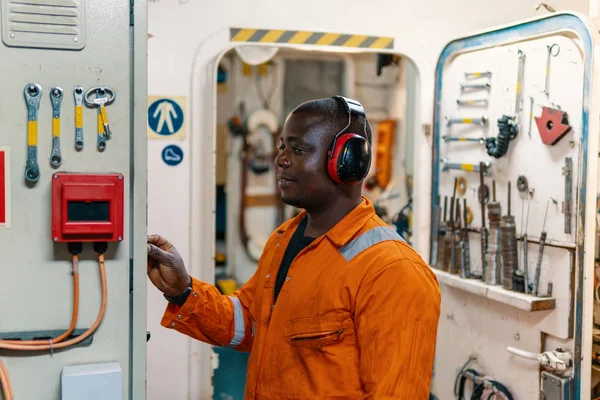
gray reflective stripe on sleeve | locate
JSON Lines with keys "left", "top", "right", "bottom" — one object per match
{"left": 228, "top": 296, "right": 244, "bottom": 348}
{"left": 339, "top": 226, "right": 406, "bottom": 262}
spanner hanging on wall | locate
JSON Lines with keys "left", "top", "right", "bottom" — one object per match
{"left": 84, "top": 86, "right": 116, "bottom": 151}
{"left": 49, "top": 87, "right": 63, "bottom": 167}
{"left": 74, "top": 86, "right": 84, "bottom": 150}
{"left": 23, "top": 83, "right": 42, "bottom": 184}
{"left": 96, "top": 107, "right": 107, "bottom": 152}
{"left": 514, "top": 50, "right": 525, "bottom": 115}
{"left": 562, "top": 157, "right": 572, "bottom": 234}
{"left": 544, "top": 44, "right": 560, "bottom": 97}
{"left": 445, "top": 116, "right": 488, "bottom": 127}
{"left": 441, "top": 158, "right": 491, "bottom": 174}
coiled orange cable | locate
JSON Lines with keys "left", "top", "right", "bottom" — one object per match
{"left": 0, "top": 253, "right": 107, "bottom": 399}
{"left": 0, "top": 254, "right": 106, "bottom": 351}
{"left": 0, "top": 358, "right": 13, "bottom": 400}
{"left": 2, "top": 255, "right": 80, "bottom": 345}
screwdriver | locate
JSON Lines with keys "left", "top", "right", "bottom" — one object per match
{"left": 478, "top": 162, "right": 489, "bottom": 278}
{"left": 532, "top": 199, "right": 553, "bottom": 296}
{"left": 521, "top": 193, "right": 531, "bottom": 293}
{"left": 450, "top": 178, "right": 458, "bottom": 273}
{"left": 460, "top": 198, "right": 471, "bottom": 279}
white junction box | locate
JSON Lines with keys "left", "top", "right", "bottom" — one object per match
{"left": 61, "top": 362, "right": 122, "bottom": 400}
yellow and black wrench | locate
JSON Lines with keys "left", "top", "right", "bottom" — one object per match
{"left": 84, "top": 86, "right": 115, "bottom": 151}
{"left": 74, "top": 86, "right": 84, "bottom": 150}
{"left": 50, "top": 87, "right": 63, "bottom": 167}
{"left": 24, "top": 83, "right": 42, "bottom": 183}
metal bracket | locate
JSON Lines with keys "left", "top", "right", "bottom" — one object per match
{"left": 562, "top": 157, "right": 572, "bottom": 234}
{"left": 0, "top": 328, "right": 94, "bottom": 347}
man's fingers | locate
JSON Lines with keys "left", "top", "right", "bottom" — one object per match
{"left": 147, "top": 243, "right": 172, "bottom": 264}
{"left": 147, "top": 234, "right": 172, "bottom": 250}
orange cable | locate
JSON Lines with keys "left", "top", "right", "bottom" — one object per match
{"left": 0, "top": 254, "right": 106, "bottom": 352}
{"left": 0, "top": 358, "right": 13, "bottom": 400}
{"left": 2, "top": 255, "right": 80, "bottom": 345}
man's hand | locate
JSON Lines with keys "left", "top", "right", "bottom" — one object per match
{"left": 147, "top": 234, "right": 191, "bottom": 297}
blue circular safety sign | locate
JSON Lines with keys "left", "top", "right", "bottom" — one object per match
{"left": 161, "top": 145, "right": 184, "bottom": 166}
{"left": 148, "top": 98, "right": 184, "bottom": 136}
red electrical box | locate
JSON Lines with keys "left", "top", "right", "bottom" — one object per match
{"left": 52, "top": 173, "right": 124, "bottom": 243}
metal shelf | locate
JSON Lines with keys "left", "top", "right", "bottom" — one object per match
{"left": 433, "top": 269, "right": 556, "bottom": 312}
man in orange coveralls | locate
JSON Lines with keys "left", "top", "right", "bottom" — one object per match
{"left": 147, "top": 96, "right": 441, "bottom": 399}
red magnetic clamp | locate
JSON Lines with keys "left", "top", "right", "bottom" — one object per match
{"left": 534, "top": 107, "right": 572, "bottom": 145}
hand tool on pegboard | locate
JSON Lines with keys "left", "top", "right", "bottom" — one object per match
{"left": 514, "top": 50, "right": 525, "bottom": 115}
{"left": 443, "top": 192, "right": 455, "bottom": 273}
{"left": 501, "top": 182, "right": 519, "bottom": 291}
{"left": 478, "top": 162, "right": 490, "bottom": 279}
{"left": 543, "top": 44, "right": 560, "bottom": 97}
{"left": 456, "top": 98, "right": 488, "bottom": 107}
{"left": 460, "top": 198, "right": 471, "bottom": 279}
{"left": 562, "top": 157, "right": 572, "bottom": 234}
{"left": 432, "top": 195, "right": 442, "bottom": 267}
{"left": 449, "top": 178, "right": 458, "bottom": 274}
{"left": 441, "top": 158, "right": 491, "bottom": 174}
{"left": 532, "top": 198, "right": 556, "bottom": 296}
{"left": 438, "top": 196, "right": 448, "bottom": 269}
{"left": 484, "top": 181, "right": 502, "bottom": 285}
{"left": 520, "top": 191, "right": 532, "bottom": 294}
{"left": 445, "top": 116, "right": 488, "bottom": 127}
{"left": 452, "top": 198, "right": 463, "bottom": 275}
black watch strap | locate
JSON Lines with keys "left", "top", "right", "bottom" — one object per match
{"left": 164, "top": 277, "right": 193, "bottom": 306}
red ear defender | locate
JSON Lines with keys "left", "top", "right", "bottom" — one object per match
{"left": 327, "top": 96, "right": 372, "bottom": 185}
{"left": 327, "top": 133, "right": 371, "bottom": 185}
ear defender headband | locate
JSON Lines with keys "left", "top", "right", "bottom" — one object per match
{"left": 327, "top": 96, "right": 372, "bottom": 185}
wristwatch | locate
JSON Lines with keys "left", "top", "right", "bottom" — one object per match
{"left": 164, "top": 276, "right": 193, "bottom": 306}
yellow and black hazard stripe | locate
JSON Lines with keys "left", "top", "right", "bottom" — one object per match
{"left": 230, "top": 28, "right": 393, "bottom": 49}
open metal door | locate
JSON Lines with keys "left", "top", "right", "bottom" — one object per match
{"left": 428, "top": 12, "right": 600, "bottom": 400}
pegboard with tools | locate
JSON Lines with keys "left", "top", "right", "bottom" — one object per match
{"left": 426, "top": 13, "right": 600, "bottom": 400}
{"left": 431, "top": 33, "right": 581, "bottom": 304}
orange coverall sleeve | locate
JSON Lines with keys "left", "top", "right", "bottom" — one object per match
{"left": 161, "top": 272, "right": 257, "bottom": 352}
{"left": 354, "top": 257, "right": 441, "bottom": 400}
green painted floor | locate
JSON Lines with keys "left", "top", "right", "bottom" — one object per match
{"left": 213, "top": 347, "right": 250, "bottom": 400}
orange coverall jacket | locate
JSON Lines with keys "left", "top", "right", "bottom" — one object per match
{"left": 162, "top": 197, "right": 441, "bottom": 399}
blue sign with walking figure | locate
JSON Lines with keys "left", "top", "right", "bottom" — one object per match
{"left": 162, "top": 145, "right": 184, "bottom": 166}
{"left": 148, "top": 98, "right": 184, "bottom": 136}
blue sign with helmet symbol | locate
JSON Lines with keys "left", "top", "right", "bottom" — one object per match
{"left": 162, "top": 145, "right": 184, "bottom": 166}
{"left": 148, "top": 98, "right": 184, "bottom": 136}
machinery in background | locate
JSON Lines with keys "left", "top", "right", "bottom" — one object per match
{"left": 228, "top": 103, "right": 284, "bottom": 263}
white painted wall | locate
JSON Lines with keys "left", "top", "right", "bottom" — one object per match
{"left": 146, "top": 1, "right": 592, "bottom": 398}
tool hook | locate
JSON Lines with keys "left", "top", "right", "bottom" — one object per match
{"left": 535, "top": 3, "right": 556, "bottom": 12}
{"left": 548, "top": 43, "right": 560, "bottom": 57}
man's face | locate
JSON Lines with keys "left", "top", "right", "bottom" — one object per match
{"left": 275, "top": 112, "right": 337, "bottom": 210}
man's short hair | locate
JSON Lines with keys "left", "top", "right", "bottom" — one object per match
{"left": 291, "top": 97, "right": 372, "bottom": 145}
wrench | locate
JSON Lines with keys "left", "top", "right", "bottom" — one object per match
{"left": 24, "top": 83, "right": 42, "bottom": 183}
{"left": 527, "top": 96, "right": 534, "bottom": 138}
{"left": 84, "top": 86, "right": 115, "bottom": 138}
{"left": 50, "top": 87, "right": 63, "bottom": 167}
{"left": 460, "top": 83, "right": 491, "bottom": 91}
{"left": 544, "top": 44, "right": 560, "bottom": 96}
{"left": 74, "top": 86, "right": 84, "bottom": 150}
{"left": 515, "top": 50, "right": 525, "bottom": 114}
{"left": 456, "top": 98, "right": 489, "bottom": 107}
{"left": 441, "top": 158, "right": 491, "bottom": 174}
{"left": 442, "top": 136, "right": 485, "bottom": 144}
{"left": 464, "top": 71, "right": 492, "bottom": 78}
{"left": 96, "top": 107, "right": 107, "bottom": 152}
{"left": 445, "top": 116, "right": 488, "bottom": 126}
{"left": 94, "top": 89, "right": 112, "bottom": 137}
